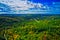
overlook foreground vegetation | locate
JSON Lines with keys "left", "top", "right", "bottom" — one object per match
{"left": 0, "top": 14, "right": 60, "bottom": 40}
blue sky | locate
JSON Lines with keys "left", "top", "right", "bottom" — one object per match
{"left": 0, "top": 0, "right": 60, "bottom": 14}
{"left": 29, "top": 0, "right": 60, "bottom": 3}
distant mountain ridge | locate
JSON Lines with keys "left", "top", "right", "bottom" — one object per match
{"left": 0, "top": 14, "right": 60, "bottom": 17}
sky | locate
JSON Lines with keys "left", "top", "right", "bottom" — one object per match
{"left": 29, "top": 0, "right": 60, "bottom": 3}
{"left": 0, "top": 0, "right": 60, "bottom": 14}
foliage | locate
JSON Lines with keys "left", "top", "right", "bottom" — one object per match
{"left": 0, "top": 15, "right": 60, "bottom": 40}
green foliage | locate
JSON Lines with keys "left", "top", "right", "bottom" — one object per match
{"left": 0, "top": 16, "right": 60, "bottom": 40}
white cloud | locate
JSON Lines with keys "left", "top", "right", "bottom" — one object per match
{"left": 0, "top": 0, "right": 43, "bottom": 10}
{"left": 0, "top": 0, "right": 51, "bottom": 14}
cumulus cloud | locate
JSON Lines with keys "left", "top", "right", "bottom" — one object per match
{"left": 1, "top": 0, "right": 57, "bottom": 14}
{"left": 0, "top": 0, "right": 44, "bottom": 10}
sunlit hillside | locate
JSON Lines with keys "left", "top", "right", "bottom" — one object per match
{"left": 0, "top": 14, "right": 60, "bottom": 40}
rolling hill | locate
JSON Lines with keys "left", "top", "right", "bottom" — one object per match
{"left": 0, "top": 14, "right": 60, "bottom": 40}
